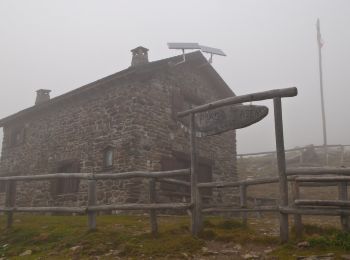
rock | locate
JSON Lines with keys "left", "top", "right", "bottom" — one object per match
{"left": 70, "top": 245, "right": 82, "bottom": 253}
{"left": 111, "top": 250, "right": 121, "bottom": 256}
{"left": 264, "top": 248, "right": 273, "bottom": 254}
{"left": 201, "top": 246, "right": 219, "bottom": 255}
{"left": 242, "top": 253, "right": 260, "bottom": 259}
{"left": 297, "top": 241, "right": 310, "bottom": 248}
{"left": 19, "top": 250, "right": 32, "bottom": 256}
{"left": 234, "top": 244, "right": 242, "bottom": 250}
{"left": 297, "top": 254, "right": 334, "bottom": 260}
{"left": 221, "top": 249, "right": 239, "bottom": 255}
{"left": 341, "top": 255, "right": 350, "bottom": 260}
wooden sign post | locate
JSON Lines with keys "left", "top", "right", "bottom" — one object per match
{"left": 178, "top": 87, "right": 298, "bottom": 243}
{"left": 190, "top": 113, "right": 202, "bottom": 236}
{"left": 273, "top": 97, "right": 289, "bottom": 242}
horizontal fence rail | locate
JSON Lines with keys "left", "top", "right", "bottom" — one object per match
{"left": 295, "top": 200, "right": 350, "bottom": 207}
{"left": 0, "top": 169, "right": 191, "bottom": 234}
{"left": 0, "top": 203, "right": 193, "bottom": 213}
{"left": 287, "top": 167, "right": 350, "bottom": 176}
{"left": 0, "top": 169, "right": 190, "bottom": 182}
{"left": 197, "top": 177, "right": 279, "bottom": 189}
{"left": 177, "top": 87, "right": 298, "bottom": 117}
{"left": 238, "top": 144, "right": 350, "bottom": 157}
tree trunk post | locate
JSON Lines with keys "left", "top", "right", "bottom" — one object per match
{"left": 273, "top": 97, "right": 289, "bottom": 243}
{"left": 291, "top": 180, "right": 302, "bottom": 239}
{"left": 5, "top": 180, "right": 16, "bottom": 229}
{"left": 88, "top": 179, "right": 97, "bottom": 230}
{"left": 149, "top": 178, "right": 158, "bottom": 236}
{"left": 340, "top": 146, "right": 345, "bottom": 165}
{"left": 239, "top": 184, "right": 247, "bottom": 226}
{"left": 190, "top": 112, "right": 202, "bottom": 236}
{"left": 299, "top": 150, "right": 303, "bottom": 164}
{"left": 338, "top": 182, "right": 349, "bottom": 231}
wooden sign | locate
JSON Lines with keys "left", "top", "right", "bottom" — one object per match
{"left": 195, "top": 104, "right": 268, "bottom": 136}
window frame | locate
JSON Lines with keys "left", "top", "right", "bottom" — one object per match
{"left": 103, "top": 145, "right": 115, "bottom": 169}
{"left": 8, "top": 125, "right": 25, "bottom": 147}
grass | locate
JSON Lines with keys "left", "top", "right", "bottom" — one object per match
{"left": 272, "top": 224, "right": 350, "bottom": 259}
{"left": 0, "top": 214, "right": 350, "bottom": 259}
{"left": 0, "top": 214, "right": 278, "bottom": 259}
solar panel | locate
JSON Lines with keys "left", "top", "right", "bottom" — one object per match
{"left": 167, "top": 42, "right": 200, "bottom": 50}
{"left": 200, "top": 45, "right": 226, "bottom": 56}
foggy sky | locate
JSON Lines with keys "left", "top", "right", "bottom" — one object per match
{"left": 0, "top": 0, "right": 349, "bottom": 154}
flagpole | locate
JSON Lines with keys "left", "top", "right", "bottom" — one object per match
{"left": 317, "top": 18, "right": 328, "bottom": 165}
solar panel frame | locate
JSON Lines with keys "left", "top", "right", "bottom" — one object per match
{"left": 167, "top": 42, "right": 201, "bottom": 50}
{"left": 200, "top": 45, "right": 226, "bottom": 56}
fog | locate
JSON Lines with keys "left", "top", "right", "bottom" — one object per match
{"left": 0, "top": 0, "right": 349, "bottom": 154}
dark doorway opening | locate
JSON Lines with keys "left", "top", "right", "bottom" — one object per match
{"left": 161, "top": 152, "right": 212, "bottom": 201}
{"left": 51, "top": 160, "right": 80, "bottom": 196}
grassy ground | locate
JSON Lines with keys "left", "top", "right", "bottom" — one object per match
{"left": 0, "top": 214, "right": 350, "bottom": 259}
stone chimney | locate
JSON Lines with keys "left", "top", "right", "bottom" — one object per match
{"left": 131, "top": 46, "right": 149, "bottom": 67}
{"left": 35, "top": 89, "right": 51, "bottom": 105}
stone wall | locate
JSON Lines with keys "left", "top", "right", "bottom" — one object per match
{"left": 0, "top": 61, "right": 236, "bottom": 208}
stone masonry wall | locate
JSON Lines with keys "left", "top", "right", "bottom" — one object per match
{"left": 0, "top": 61, "right": 236, "bottom": 209}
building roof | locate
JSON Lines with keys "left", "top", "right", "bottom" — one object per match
{"left": 0, "top": 51, "right": 234, "bottom": 127}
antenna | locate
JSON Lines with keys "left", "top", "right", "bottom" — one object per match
{"left": 167, "top": 42, "right": 200, "bottom": 65}
{"left": 200, "top": 45, "right": 226, "bottom": 64}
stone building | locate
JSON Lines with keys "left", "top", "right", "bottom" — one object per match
{"left": 0, "top": 47, "right": 236, "bottom": 208}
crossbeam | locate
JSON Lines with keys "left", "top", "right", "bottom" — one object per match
{"left": 177, "top": 87, "right": 297, "bottom": 117}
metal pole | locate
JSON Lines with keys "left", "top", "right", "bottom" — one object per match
{"left": 317, "top": 18, "right": 328, "bottom": 165}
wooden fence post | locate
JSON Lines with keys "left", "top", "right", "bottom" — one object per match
{"left": 149, "top": 178, "right": 158, "bottom": 236}
{"left": 340, "top": 146, "right": 345, "bottom": 165}
{"left": 299, "top": 150, "right": 303, "bottom": 164}
{"left": 291, "top": 180, "right": 302, "bottom": 239}
{"left": 239, "top": 184, "right": 247, "bottom": 226}
{"left": 88, "top": 178, "right": 97, "bottom": 230}
{"left": 5, "top": 180, "right": 16, "bottom": 228}
{"left": 190, "top": 112, "right": 202, "bottom": 236}
{"left": 338, "top": 182, "right": 349, "bottom": 231}
{"left": 273, "top": 97, "right": 289, "bottom": 243}
{"left": 254, "top": 198, "right": 262, "bottom": 218}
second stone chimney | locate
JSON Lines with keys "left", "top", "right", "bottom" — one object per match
{"left": 35, "top": 89, "right": 51, "bottom": 105}
{"left": 131, "top": 46, "right": 149, "bottom": 67}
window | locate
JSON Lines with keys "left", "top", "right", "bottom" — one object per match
{"left": 0, "top": 181, "right": 6, "bottom": 193}
{"left": 9, "top": 126, "right": 25, "bottom": 146}
{"left": 104, "top": 147, "right": 114, "bottom": 168}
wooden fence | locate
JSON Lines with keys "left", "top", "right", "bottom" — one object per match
{"left": 0, "top": 169, "right": 191, "bottom": 235}
{"left": 238, "top": 144, "right": 350, "bottom": 165}
{"left": 3, "top": 87, "right": 350, "bottom": 243}
{"left": 198, "top": 167, "right": 350, "bottom": 239}
{"left": 178, "top": 86, "right": 350, "bottom": 242}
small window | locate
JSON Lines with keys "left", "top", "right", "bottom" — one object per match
{"left": 9, "top": 126, "right": 25, "bottom": 146}
{"left": 104, "top": 147, "right": 114, "bottom": 168}
{"left": 0, "top": 181, "right": 6, "bottom": 193}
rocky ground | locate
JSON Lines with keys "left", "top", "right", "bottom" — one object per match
{"left": 1, "top": 214, "right": 350, "bottom": 259}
